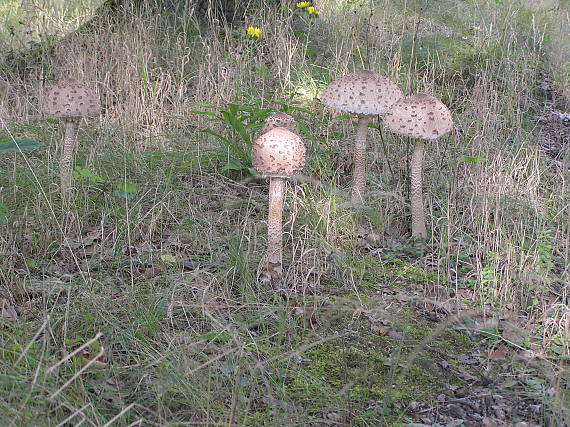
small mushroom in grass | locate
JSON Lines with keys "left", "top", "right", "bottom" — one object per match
{"left": 261, "top": 112, "right": 297, "bottom": 134}
{"left": 320, "top": 70, "right": 403, "bottom": 204}
{"left": 383, "top": 94, "right": 453, "bottom": 238}
{"left": 252, "top": 127, "right": 306, "bottom": 282}
{"left": 43, "top": 78, "right": 101, "bottom": 198}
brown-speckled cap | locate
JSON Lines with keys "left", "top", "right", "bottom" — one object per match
{"left": 252, "top": 127, "right": 306, "bottom": 177}
{"left": 43, "top": 78, "right": 101, "bottom": 119}
{"left": 384, "top": 94, "right": 453, "bottom": 140}
{"left": 320, "top": 70, "right": 403, "bottom": 115}
{"left": 261, "top": 112, "right": 297, "bottom": 134}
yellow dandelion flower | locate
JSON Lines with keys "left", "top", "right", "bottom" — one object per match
{"left": 307, "top": 6, "right": 320, "bottom": 14}
{"left": 246, "top": 26, "right": 262, "bottom": 38}
{"left": 296, "top": 1, "right": 311, "bottom": 8}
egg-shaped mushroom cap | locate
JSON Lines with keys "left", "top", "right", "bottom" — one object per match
{"left": 43, "top": 78, "right": 101, "bottom": 119}
{"left": 252, "top": 127, "right": 306, "bottom": 177}
{"left": 384, "top": 94, "right": 453, "bottom": 140}
{"left": 320, "top": 70, "right": 403, "bottom": 116}
{"left": 261, "top": 112, "right": 297, "bottom": 135}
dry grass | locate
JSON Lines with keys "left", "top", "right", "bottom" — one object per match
{"left": 0, "top": 0, "right": 568, "bottom": 425}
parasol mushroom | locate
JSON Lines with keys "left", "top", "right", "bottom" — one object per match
{"left": 252, "top": 127, "right": 306, "bottom": 282}
{"left": 383, "top": 94, "right": 453, "bottom": 238}
{"left": 320, "top": 70, "right": 402, "bottom": 204}
{"left": 43, "top": 78, "right": 101, "bottom": 198}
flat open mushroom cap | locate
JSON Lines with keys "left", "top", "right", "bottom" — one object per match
{"left": 261, "top": 112, "right": 297, "bottom": 134}
{"left": 252, "top": 127, "right": 306, "bottom": 177}
{"left": 320, "top": 70, "right": 403, "bottom": 115}
{"left": 43, "top": 78, "right": 101, "bottom": 119}
{"left": 384, "top": 94, "right": 453, "bottom": 140}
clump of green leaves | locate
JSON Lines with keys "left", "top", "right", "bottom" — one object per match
{"left": 192, "top": 100, "right": 312, "bottom": 177}
{"left": 192, "top": 102, "right": 273, "bottom": 176}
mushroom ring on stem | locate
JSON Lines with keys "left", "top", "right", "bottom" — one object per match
{"left": 383, "top": 94, "right": 453, "bottom": 238}
{"left": 252, "top": 127, "right": 306, "bottom": 282}
{"left": 43, "top": 78, "right": 101, "bottom": 198}
{"left": 320, "top": 70, "right": 402, "bottom": 204}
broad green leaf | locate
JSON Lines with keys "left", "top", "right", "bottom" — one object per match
{"left": 25, "top": 258, "right": 38, "bottom": 268}
{"left": 221, "top": 110, "right": 250, "bottom": 144}
{"left": 114, "top": 182, "right": 138, "bottom": 200}
{"left": 73, "top": 166, "right": 103, "bottom": 183}
{"left": 115, "top": 182, "right": 138, "bottom": 193}
{"left": 200, "top": 129, "right": 231, "bottom": 144}
{"left": 0, "top": 137, "right": 43, "bottom": 153}
{"left": 160, "top": 254, "right": 178, "bottom": 263}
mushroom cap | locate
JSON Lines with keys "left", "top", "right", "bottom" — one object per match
{"left": 43, "top": 78, "right": 101, "bottom": 119}
{"left": 252, "top": 127, "right": 306, "bottom": 177}
{"left": 320, "top": 70, "right": 403, "bottom": 115}
{"left": 261, "top": 112, "right": 297, "bottom": 134}
{"left": 383, "top": 94, "right": 453, "bottom": 140}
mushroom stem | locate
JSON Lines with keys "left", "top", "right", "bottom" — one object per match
{"left": 60, "top": 118, "right": 78, "bottom": 198}
{"left": 351, "top": 115, "right": 371, "bottom": 204}
{"left": 410, "top": 139, "right": 427, "bottom": 238}
{"left": 266, "top": 177, "right": 285, "bottom": 281}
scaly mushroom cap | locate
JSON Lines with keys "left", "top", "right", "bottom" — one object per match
{"left": 261, "top": 112, "right": 297, "bottom": 134}
{"left": 320, "top": 70, "right": 403, "bottom": 115}
{"left": 384, "top": 94, "right": 453, "bottom": 140}
{"left": 43, "top": 78, "right": 101, "bottom": 119}
{"left": 252, "top": 127, "right": 306, "bottom": 177}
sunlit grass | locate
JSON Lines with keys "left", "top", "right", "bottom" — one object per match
{"left": 0, "top": 0, "right": 103, "bottom": 51}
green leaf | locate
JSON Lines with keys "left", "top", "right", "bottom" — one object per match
{"left": 221, "top": 158, "right": 247, "bottom": 173}
{"left": 222, "top": 110, "right": 250, "bottom": 144}
{"left": 25, "top": 258, "right": 38, "bottom": 269}
{"left": 333, "top": 114, "right": 352, "bottom": 121}
{"left": 195, "top": 331, "right": 230, "bottom": 343}
{"left": 194, "top": 103, "right": 218, "bottom": 109}
{"left": 73, "top": 166, "right": 104, "bottom": 183}
{"left": 160, "top": 254, "right": 178, "bottom": 264}
{"left": 200, "top": 129, "right": 231, "bottom": 144}
{"left": 191, "top": 110, "right": 219, "bottom": 118}
{"left": 0, "top": 137, "right": 43, "bottom": 153}
{"left": 457, "top": 155, "right": 487, "bottom": 163}
{"left": 114, "top": 182, "right": 138, "bottom": 200}
{"left": 115, "top": 182, "right": 138, "bottom": 193}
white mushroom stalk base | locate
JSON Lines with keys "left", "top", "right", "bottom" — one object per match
{"left": 266, "top": 177, "right": 285, "bottom": 281}
{"left": 351, "top": 115, "right": 373, "bottom": 205}
{"left": 410, "top": 139, "right": 427, "bottom": 238}
{"left": 60, "top": 119, "right": 79, "bottom": 198}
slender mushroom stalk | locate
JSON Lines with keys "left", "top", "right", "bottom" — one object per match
{"left": 266, "top": 177, "right": 285, "bottom": 278}
{"left": 410, "top": 139, "right": 426, "bottom": 238}
{"left": 352, "top": 114, "right": 374, "bottom": 203}
{"left": 384, "top": 94, "right": 453, "bottom": 238}
{"left": 320, "top": 70, "right": 403, "bottom": 205}
{"left": 43, "top": 78, "right": 101, "bottom": 200}
{"left": 60, "top": 118, "right": 80, "bottom": 194}
{"left": 252, "top": 127, "right": 306, "bottom": 284}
